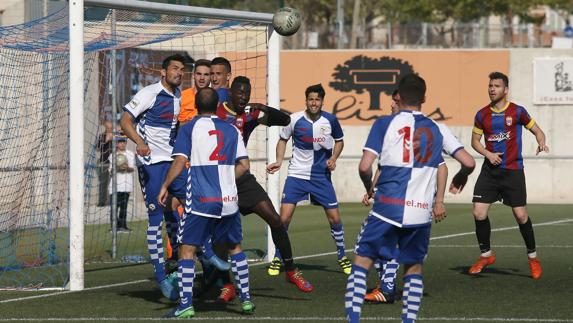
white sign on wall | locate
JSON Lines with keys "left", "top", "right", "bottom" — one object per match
{"left": 533, "top": 58, "right": 573, "bottom": 105}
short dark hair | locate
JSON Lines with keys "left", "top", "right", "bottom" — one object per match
{"left": 162, "top": 54, "right": 187, "bottom": 70}
{"left": 391, "top": 89, "right": 399, "bottom": 98}
{"left": 489, "top": 71, "right": 509, "bottom": 87}
{"left": 398, "top": 74, "right": 426, "bottom": 106}
{"left": 194, "top": 59, "right": 211, "bottom": 71}
{"left": 211, "top": 57, "right": 232, "bottom": 73}
{"left": 231, "top": 76, "right": 251, "bottom": 90}
{"left": 195, "top": 88, "right": 219, "bottom": 114}
{"left": 305, "top": 84, "right": 325, "bottom": 99}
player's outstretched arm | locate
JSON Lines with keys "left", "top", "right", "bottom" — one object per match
{"left": 449, "top": 149, "right": 476, "bottom": 194}
{"left": 529, "top": 124, "right": 549, "bottom": 155}
{"left": 250, "top": 103, "right": 290, "bottom": 127}
{"left": 267, "top": 138, "right": 288, "bottom": 174}
{"left": 158, "top": 155, "right": 186, "bottom": 207}
{"left": 433, "top": 163, "right": 448, "bottom": 223}
{"left": 120, "top": 112, "right": 150, "bottom": 157}
{"left": 235, "top": 158, "right": 250, "bottom": 179}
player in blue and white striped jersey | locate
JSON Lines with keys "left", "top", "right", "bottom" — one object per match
{"left": 159, "top": 88, "right": 254, "bottom": 318}
{"left": 120, "top": 54, "right": 188, "bottom": 301}
{"left": 363, "top": 90, "right": 476, "bottom": 304}
{"left": 267, "top": 84, "right": 351, "bottom": 275}
{"left": 346, "top": 75, "right": 448, "bottom": 323}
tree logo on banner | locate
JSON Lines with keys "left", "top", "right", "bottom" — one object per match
{"left": 329, "top": 55, "right": 415, "bottom": 111}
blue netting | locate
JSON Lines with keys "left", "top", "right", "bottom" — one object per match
{"left": 0, "top": 6, "right": 250, "bottom": 53}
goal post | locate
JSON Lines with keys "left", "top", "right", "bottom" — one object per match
{"left": 69, "top": 0, "right": 85, "bottom": 292}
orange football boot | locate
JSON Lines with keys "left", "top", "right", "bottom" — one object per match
{"left": 286, "top": 269, "right": 314, "bottom": 292}
{"left": 468, "top": 253, "right": 496, "bottom": 274}
{"left": 528, "top": 257, "right": 542, "bottom": 280}
{"left": 216, "top": 283, "right": 236, "bottom": 303}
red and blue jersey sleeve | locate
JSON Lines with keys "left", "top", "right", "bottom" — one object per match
{"left": 473, "top": 109, "right": 486, "bottom": 135}
{"left": 517, "top": 105, "right": 535, "bottom": 129}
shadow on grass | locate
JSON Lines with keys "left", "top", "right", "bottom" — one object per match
{"left": 451, "top": 265, "right": 529, "bottom": 278}
{"left": 119, "top": 289, "right": 175, "bottom": 307}
{"left": 294, "top": 263, "right": 345, "bottom": 275}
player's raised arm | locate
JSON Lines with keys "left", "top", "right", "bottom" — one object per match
{"left": 432, "top": 163, "right": 448, "bottom": 223}
{"left": 251, "top": 103, "right": 291, "bottom": 127}
{"left": 528, "top": 124, "right": 549, "bottom": 155}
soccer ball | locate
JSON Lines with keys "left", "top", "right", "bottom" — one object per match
{"left": 272, "top": 7, "right": 301, "bottom": 37}
{"left": 116, "top": 154, "right": 128, "bottom": 168}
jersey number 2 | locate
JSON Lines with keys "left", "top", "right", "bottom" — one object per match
{"left": 398, "top": 126, "right": 433, "bottom": 163}
{"left": 208, "top": 130, "right": 227, "bottom": 161}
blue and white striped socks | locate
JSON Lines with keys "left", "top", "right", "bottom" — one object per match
{"left": 345, "top": 264, "right": 368, "bottom": 323}
{"left": 230, "top": 252, "right": 250, "bottom": 302}
{"left": 381, "top": 259, "right": 399, "bottom": 294}
{"left": 147, "top": 219, "right": 165, "bottom": 282}
{"left": 177, "top": 259, "right": 195, "bottom": 310}
{"left": 330, "top": 223, "right": 346, "bottom": 260}
{"left": 402, "top": 274, "right": 423, "bottom": 323}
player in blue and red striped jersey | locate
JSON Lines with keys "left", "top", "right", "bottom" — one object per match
{"left": 346, "top": 74, "right": 448, "bottom": 323}
{"left": 159, "top": 88, "right": 254, "bottom": 318}
{"left": 266, "top": 84, "right": 351, "bottom": 275}
{"left": 213, "top": 76, "right": 314, "bottom": 303}
{"left": 469, "top": 72, "right": 549, "bottom": 279}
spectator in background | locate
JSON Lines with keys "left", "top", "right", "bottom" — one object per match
{"left": 109, "top": 135, "right": 135, "bottom": 232}
{"left": 564, "top": 20, "right": 573, "bottom": 38}
{"left": 97, "top": 120, "right": 113, "bottom": 206}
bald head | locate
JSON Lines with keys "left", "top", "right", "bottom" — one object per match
{"left": 196, "top": 87, "right": 219, "bottom": 114}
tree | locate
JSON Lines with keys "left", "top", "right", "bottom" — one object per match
{"left": 329, "top": 55, "right": 415, "bottom": 110}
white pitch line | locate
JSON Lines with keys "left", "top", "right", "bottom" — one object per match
{"left": 430, "top": 244, "right": 573, "bottom": 248}
{"left": 1, "top": 217, "right": 570, "bottom": 305}
{"left": 0, "top": 317, "right": 572, "bottom": 322}
{"left": 430, "top": 218, "right": 573, "bottom": 241}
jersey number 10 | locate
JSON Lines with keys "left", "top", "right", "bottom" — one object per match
{"left": 398, "top": 126, "right": 433, "bottom": 163}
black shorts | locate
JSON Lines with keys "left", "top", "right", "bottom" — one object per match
{"left": 237, "top": 173, "right": 272, "bottom": 215}
{"left": 472, "top": 162, "right": 527, "bottom": 207}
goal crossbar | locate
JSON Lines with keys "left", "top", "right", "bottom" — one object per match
{"left": 84, "top": 0, "right": 273, "bottom": 23}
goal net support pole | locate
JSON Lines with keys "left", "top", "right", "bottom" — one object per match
{"left": 69, "top": 0, "right": 85, "bottom": 292}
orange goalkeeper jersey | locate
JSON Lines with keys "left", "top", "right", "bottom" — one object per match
{"left": 178, "top": 87, "right": 197, "bottom": 123}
